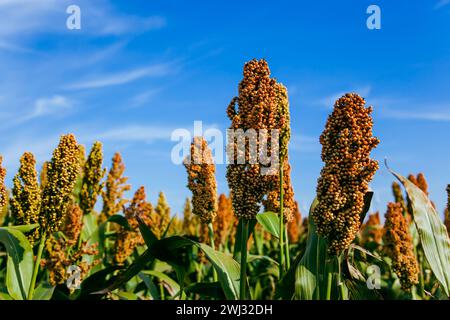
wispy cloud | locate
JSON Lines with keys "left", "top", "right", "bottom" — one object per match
{"left": 317, "top": 86, "right": 372, "bottom": 108}
{"left": 34, "top": 95, "right": 72, "bottom": 117}
{"left": 380, "top": 107, "right": 450, "bottom": 121}
{"left": 65, "top": 63, "right": 173, "bottom": 90}
{"left": 434, "top": 0, "right": 450, "bottom": 9}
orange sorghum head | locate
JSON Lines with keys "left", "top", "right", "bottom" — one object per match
{"left": 61, "top": 203, "right": 83, "bottom": 245}
{"left": 115, "top": 186, "right": 153, "bottom": 264}
{"left": 10, "top": 152, "right": 41, "bottom": 243}
{"left": 312, "top": 93, "right": 379, "bottom": 254}
{"left": 287, "top": 201, "right": 302, "bottom": 243}
{"left": 0, "top": 156, "right": 6, "bottom": 208}
{"left": 263, "top": 158, "right": 295, "bottom": 223}
{"left": 226, "top": 59, "right": 291, "bottom": 220}
{"left": 80, "top": 142, "right": 106, "bottom": 215}
{"left": 361, "top": 211, "right": 383, "bottom": 246}
{"left": 383, "top": 202, "right": 419, "bottom": 291}
{"left": 184, "top": 137, "right": 217, "bottom": 224}
{"left": 100, "top": 152, "right": 131, "bottom": 223}
{"left": 214, "top": 194, "right": 234, "bottom": 248}
{"left": 40, "top": 134, "right": 80, "bottom": 235}
{"left": 445, "top": 185, "right": 450, "bottom": 236}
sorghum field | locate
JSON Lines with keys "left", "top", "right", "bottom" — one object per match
{"left": 0, "top": 58, "right": 449, "bottom": 301}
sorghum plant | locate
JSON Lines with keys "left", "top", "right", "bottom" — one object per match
{"left": 383, "top": 202, "right": 419, "bottom": 291}
{"left": 153, "top": 191, "right": 171, "bottom": 238}
{"left": 0, "top": 156, "right": 6, "bottom": 209}
{"left": 312, "top": 93, "right": 379, "bottom": 254}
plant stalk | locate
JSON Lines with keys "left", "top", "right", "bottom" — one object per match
{"left": 279, "top": 162, "right": 286, "bottom": 278}
{"left": 208, "top": 222, "right": 218, "bottom": 282}
{"left": 326, "top": 271, "right": 333, "bottom": 300}
{"left": 28, "top": 232, "right": 47, "bottom": 300}
{"left": 239, "top": 219, "right": 249, "bottom": 300}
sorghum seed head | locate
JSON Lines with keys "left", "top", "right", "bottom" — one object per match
{"left": 360, "top": 211, "right": 383, "bottom": 246}
{"left": 80, "top": 142, "right": 106, "bottom": 215}
{"left": 10, "top": 152, "right": 41, "bottom": 243}
{"left": 214, "top": 194, "right": 234, "bottom": 248}
{"left": 100, "top": 152, "right": 131, "bottom": 223}
{"left": 383, "top": 202, "right": 419, "bottom": 291}
{"left": 0, "top": 156, "right": 6, "bottom": 208}
{"left": 115, "top": 186, "right": 153, "bottom": 264}
{"left": 40, "top": 134, "right": 80, "bottom": 235}
{"left": 312, "top": 93, "right": 379, "bottom": 254}
{"left": 61, "top": 203, "right": 83, "bottom": 245}
{"left": 184, "top": 137, "right": 217, "bottom": 224}
{"left": 226, "top": 59, "right": 291, "bottom": 220}
{"left": 287, "top": 201, "right": 302, "bottom": 243}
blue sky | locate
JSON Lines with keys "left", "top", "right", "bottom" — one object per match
{"left": 0, "top": 0, "right": 449, "bottom": 218}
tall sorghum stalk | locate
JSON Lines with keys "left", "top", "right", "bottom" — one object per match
{"left": 227, "top": 59, "right": 293, "bottom": 289}
{"left": 184, "top": 137, "right": 218, "bottom": 281}
{"left": 29, "top": 134, "right": 80, "bottom": 300}
{"left": 0, "top": 157, "right": 6, "bottom": 219}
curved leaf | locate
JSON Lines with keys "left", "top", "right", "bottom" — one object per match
{"left": 142, "top": 270, "right": 180, "bottom": 297}
{"left": 389, "top": 168, "right": 450, "bottom": 297}
{"left": 0, "top": 227, "right": 33, "bottom": 300}
{"left": 7, "top": 224, "right": 39, "bottom": 233}
{"left": 256, "top": 211, "right": 280, "bottom": 239}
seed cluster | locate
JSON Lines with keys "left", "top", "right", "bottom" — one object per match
{"left": 115, "top": 186, "right": 153, "bottom": 264}
{"left": 214, "top": 194, "right": 234, "bottom": 248}
{"left": 0, "top": 157, "right": 6, "bottom": 208}
{"left": 182, "top": 197, "right": 198, "bottom": 236}
{"left": 361, "top": 211, "right": 383, "bottom": 246}
{"left": 184, "top": 137, "right": 217, "bottom": 224}
{"left": 287, "top": 201, "right": 302, "bottom": 243}
{"left": 80, "top": 142, "right": 106, "bottom": 215}
{"left": 101, "top": 152, "right": 131, "bottom": 223}
{"left": 383, "top": 202, "right": 419, "bottom": 291}
{"left": 407, "top": 173, "right": 436, "bottom": 209}
{"left": 226, "top": 59, "right": 292, "bottom": 220}
{"left": 312, "top": 93, "right": 379, "bottom": 254}
{"left": 42, "top": 236, "right": 98, "bottom": 287}
{"left": 153, "top": 191, "right": 172, "bottom": 237}
{"left": 10, "top": 152, "right": 41, "bottom": 243}
{"left": 263, "top": 158, "right": 295, "bottom": 222}
{"left": 391, "top": 182, "right": 410, "bottom": 221}
{"left": 40, "top": 134, "right": 80, "bottom": 235}
{"left": 61, "top": 203, "right": 83, "bottom": 244}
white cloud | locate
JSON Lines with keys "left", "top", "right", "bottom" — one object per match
{"left": 65, "top": 64, "right": 172, "bottom": 90}
{"left": 435, "top": 0, "right": 450, "bottom": 9}
{"left": 317, "top": 86, "right": 372, "bottom": 108}
{"left": 34, "top": 95, "right": 71, "bottom": 116}
{"left": 380, "top": 108, "right": 450, "bottom": 121}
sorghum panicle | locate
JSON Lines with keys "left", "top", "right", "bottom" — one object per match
{"left": 184, "top": 137, "right": 217, "bottom": 224}
{"left": 182, "top": 197, "right": 198, "bottom": 236}
{"left": 226, "top": 59, "right": 291, "bottom": 220}
{"left": 360, "top": 211, "right": 383, "bottom": 246}
{"left": 40, "top": 134, "right": 80, "bottom": 235}
{"left": 0, "top": 156, "right": 6, "bottom": 208}
{"left": 115, "top": 186, "right": 153, "bottom": 264}
{"left": 383, "top": 202, "right": 419, "bottom": 291}
{"left": 61, "top": 203, "right": 83, "bottom": 244}
{"left": 100, "top": 152, "right": 131, "bottom": 223}
{"left": 214, "top": 194, "right": 234, "bottom": 248}
{"left": 80, "top": 142, "right": 106, "bottom": 215}
{"left": 10, "top": 152, "right": 41, "bottom": 243}
{"left": 287, "top": 201, "right": 302, "bottom": 243}
{"left": 153, "top": 191, "right": 171, "bottom": 237}
{"left": 263, "top": 158, "right": 295, "bottom": 222}
{"left": 312, "top": 93, "right": 379, "bottom": 254}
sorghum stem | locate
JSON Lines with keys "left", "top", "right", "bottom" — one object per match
{"left": 208, "top": 223, "right": 218, "bottom": 282}
{"left": 239, "top": 219, "right": 249, "bottom": 300}
{"left": 326, "top": 271, "right": 333, "bottom": 300}
{"left": 279, "top": 162, "right": 286, "bottom": 277}
{"left": 28, "top": 232, "right": 47, "bottom": 300}
{"left": 284, "top": 227, "right": 290, "bottom": 269}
